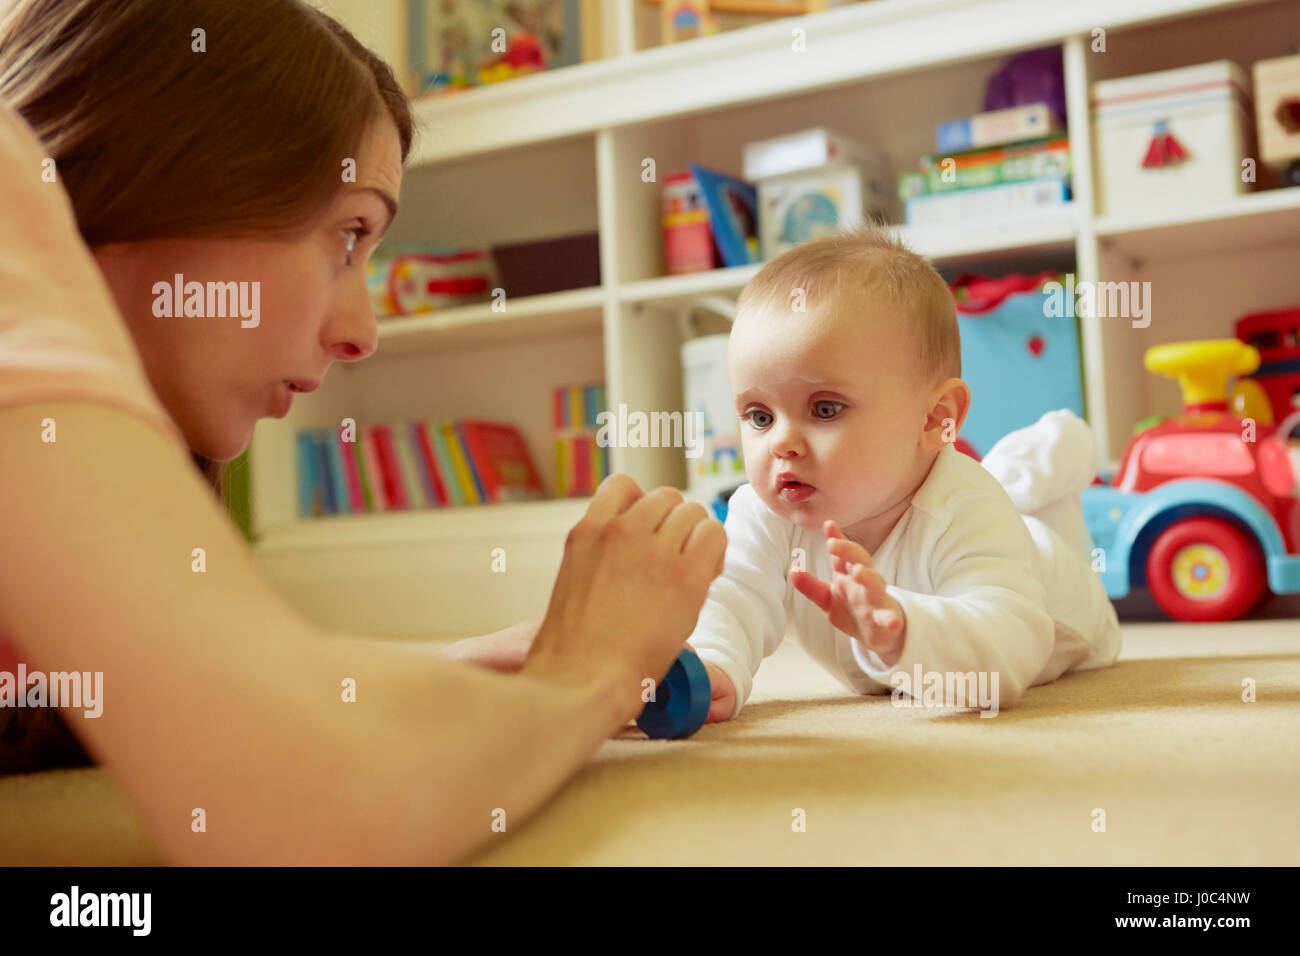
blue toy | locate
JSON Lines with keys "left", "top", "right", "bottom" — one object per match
{"left": 637, "top": 648, "right": 711, "bottom": 739}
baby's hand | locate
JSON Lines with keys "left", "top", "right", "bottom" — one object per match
{"left": 686, "top": 644, "right": 737, "bottom": 722}
{"left": 789, "top": 520, "right": 907, "bottom": 665}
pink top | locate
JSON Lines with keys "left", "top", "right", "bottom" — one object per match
{"left": 0, "top": 101, "right": 188, "bottom": 675}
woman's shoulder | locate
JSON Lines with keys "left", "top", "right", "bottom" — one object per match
{"left": 0, "top": 101, "right": 186, "bottom": 449}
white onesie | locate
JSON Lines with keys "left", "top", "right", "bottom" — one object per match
{"left": 688, "top": 409, "right": 1123, "bottom": 718}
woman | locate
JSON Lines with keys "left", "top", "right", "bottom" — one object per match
{"left": 0, "top": 0, "right": 725, "bottom": 864}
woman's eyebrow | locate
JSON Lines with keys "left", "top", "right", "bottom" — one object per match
{"left": 351, "top": 186, "right": 399, "bottom": 234}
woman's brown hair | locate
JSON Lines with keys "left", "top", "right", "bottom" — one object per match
{"left": 0, "top": 0, "right": 414, "bottom": 773}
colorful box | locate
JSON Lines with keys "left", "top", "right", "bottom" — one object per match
{"left": 743, "top": 127, "right": 894, "bottom": 260}
{"left": 1252, "top": 54, "right": 1300, "bottom": 171}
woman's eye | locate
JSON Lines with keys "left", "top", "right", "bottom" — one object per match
{"left": 813, "top": 400, "right": 844, "bottom": 420}
{"left": 341, "top": 225, "right": 371, "bottom": 266}
{"left": 744, "top": 409, "right": 773, "bottom": 429}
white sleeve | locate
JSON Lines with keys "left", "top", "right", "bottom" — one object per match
{"left": 849, "top": 495, "right": 1056, "bottom": 709}
{"left": 687, "top": 483, "right": 791, "bottom": 720}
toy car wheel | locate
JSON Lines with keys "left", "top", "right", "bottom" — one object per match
{"left": 1145, "top": 517, "right": 1267, "bottom": 622}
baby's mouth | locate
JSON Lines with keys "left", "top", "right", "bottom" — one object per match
{"left": 777, "top": 477, "right": 816, "bottom": 503}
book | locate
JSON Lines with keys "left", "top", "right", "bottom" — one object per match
{"left": 326, "top": 432, "right": 354, "bottom": 514}
{"left": 574, "top": 432, "right": 591, "bottom": 495}
{"left": 440, "top": 420, "right": 482, "bottom": 504}
{"left": 360, "top": 427, "right": 389, "bottom": 510}
{"left": 688, "top": 163, "right": 759, "bottom": 267}
{"left": 353, "top": 431, "right": 376, "bottom": 511}
{"left": 904, "top": 176, "right": 1071, "bottom": 226}
{"left": 297, "top": 431, "right": 318, "bottom": 517}
{"left": 373, "top": 425, "right": 411, "bottom": 509}
{"left": 454, "top": 420, "right": 489, "bottom": 502}
{"left": 314, "top": 430, "right": 338, "bottom": 514}
{"left": 458, "top": 420, "right": 546, "bottom": 503}
{"left": 428, "top": 423, "right": 466, "bottom": 506}
{"left": 336, "top": 430, "right": 365, "bottom": 512}
{"left": 935, "top": 103, "right": 1060, "bottom": 153}
{"left": 412, "top": 422, "right": 449, "bottom": 506}
{"left": 912, "top": 134, "right": 1071, "bottom": 195}
{"left": 392, "top": 424, "right": 430, "bottom": 509}
{"left": 556, "top": 436, "right": 569, "bottom": 497}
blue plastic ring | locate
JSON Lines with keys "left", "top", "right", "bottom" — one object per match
{"left": 637, "top": 648, "right": 711, "bottom": 739}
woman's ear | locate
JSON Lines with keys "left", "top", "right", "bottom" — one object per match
{"left": 921, "top": 377, "right": 972, "bottom": 453}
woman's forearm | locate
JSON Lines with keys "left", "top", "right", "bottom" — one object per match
{"left": 375, "top": 650, "right": 632, "bottom": 864}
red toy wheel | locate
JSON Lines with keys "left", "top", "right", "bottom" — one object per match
{"left": 1145, "top": 517, "right": 1267, "bottom": 622}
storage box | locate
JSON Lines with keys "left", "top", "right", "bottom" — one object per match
{"left": 1092, "top": 60, "right": 1255, "bottom": 216}
{"left": 743, "top": 127, "right": 893, "bottom": 259}
{"left": 1252, "top": 54, "right": 1300, "bottom": 169}
{"left": 490, "top": 232, "right": 600, "bottom": 297}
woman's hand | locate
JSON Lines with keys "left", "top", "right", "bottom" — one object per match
{"left": 441, "top": 615, "right": 543, "bottom": 672}
{"left": 523, "top": 474, "right": 726, "bottom": 727}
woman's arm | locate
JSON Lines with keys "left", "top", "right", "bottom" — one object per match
{"left": 0, "top": 403, "right": 714, "bottom": 864}
{"left": 437, "top": 615, "right": 543, "bottom": 671}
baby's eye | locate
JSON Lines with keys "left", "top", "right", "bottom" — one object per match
{"left": 812, "top": 400, "right": 844, "bottom": 420}
{"left": 743, "top": 408, "right": 774, "bottom": 429}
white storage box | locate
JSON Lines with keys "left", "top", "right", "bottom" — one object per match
{"left": 1092, "top": 60, "right": 1255, "bottom": 216}
{"left": 681, "top": 334, "right": 746, "bottom": 502}
{"left": 743, "top": 128, "right": 893, "bottom": 259}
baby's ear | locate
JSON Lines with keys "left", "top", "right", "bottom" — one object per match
{"left": 922, "top": 378, "right": 972, "bottom": 452}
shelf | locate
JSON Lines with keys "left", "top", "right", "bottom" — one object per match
{"left": 1096, "top": 188, "right": 1300, "bottom": 263}
{"left": 257, "top": 496, "right": 593, "bottom": 551}
{"left": 407, "top": 0, "right": 1260, "bottom": 164}
{"left": 371, "top": 286, "right": 606, "bottom": 354}
{"left": 617, "top": 209, "right": 1079, "bottom": 307}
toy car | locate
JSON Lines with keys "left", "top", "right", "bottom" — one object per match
{"left": 1082, "top": 340, "right": 1300, "bottom": 621}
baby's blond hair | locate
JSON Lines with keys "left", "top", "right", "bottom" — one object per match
{"left": 735, "top": 222, "right": 961, "bottom": 389}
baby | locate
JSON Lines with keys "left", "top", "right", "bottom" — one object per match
{"left": 688, "top": 224, "right": 1122, "bottom": 721}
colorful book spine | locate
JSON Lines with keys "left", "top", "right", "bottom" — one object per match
{"left": 935, "top": 103, "right": 1060, "bottom": 153}
{"left": 392, "top": 424, "right": 429, "bottom": 509}
{"left": 453, "top": 420, "right": 488, "bottom": 503}
{"left": 360, "top": 427, "right": 389, "bottom": 511}
{"left": 372, "top": 424, "right": 410, "bottom": 510}
{"left": 413, "top": 422, "right": 449, "bottom": 506}
{"left": 440, "top": 420, "right": 481, "bottom": 504}
{"left": 904, "top": 176, "right": 1072, "bottom": 227}
{"left": 314, "top": 430, "right": 338, "bottom": 514}
{"left": 353, "top": 432, "right": 375, "bottom": 511}
{"left": 297, "top": 431, "right": 317, "bottom": 517}
{"left": 326, "top": 432, "right": 353, "bottom": 514}
{"left": 913, "top": 134, "right": 1071, "bottom": 195}
{"left": 337, "top": 430, "right": 365, "bottom": 512}
{"left": 459, "top": 420, "right": 546, "bottom": 503}
{"left": 428, "top": 422, "right": 466, "bottom": 506}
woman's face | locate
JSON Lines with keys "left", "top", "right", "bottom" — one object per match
{"left": 92, "top": 117, "right": 404, "bottom": 461}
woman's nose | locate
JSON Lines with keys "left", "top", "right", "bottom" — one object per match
{"left": 325, "top": 278, "right": 379, "bottom": 362}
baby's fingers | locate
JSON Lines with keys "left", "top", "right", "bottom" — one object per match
{"left": 789, "top": 568, "right": 832, "bottom": 613}
{"left": 851, "top": 562, "right": 889, "bottom": 606}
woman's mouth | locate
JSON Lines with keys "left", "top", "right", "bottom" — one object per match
{"left": 777, "top": 476, "right": 816, "bottom": 503}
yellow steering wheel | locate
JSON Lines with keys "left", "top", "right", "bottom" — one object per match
{"left": 1144, "top": 339, "right": 1267, "bottom": 420}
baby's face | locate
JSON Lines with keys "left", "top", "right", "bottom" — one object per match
{"left": 728, "top": 299, "right": 934, "bottom": 536}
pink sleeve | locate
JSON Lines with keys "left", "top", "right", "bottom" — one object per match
{"left": 0, "top": 100, "right": 186, "bottom": 450}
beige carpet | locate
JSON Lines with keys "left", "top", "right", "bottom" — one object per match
{"left": 2, "top": 617, "right": 1297, "bottom": 866}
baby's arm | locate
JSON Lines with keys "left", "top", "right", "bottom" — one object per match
{"left": 687, "top": 484, "right": 792, "bottom": 721}
{"left": 799, "top": 498, "right": 1055, "bottom": 709}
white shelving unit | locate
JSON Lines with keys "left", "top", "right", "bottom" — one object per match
{"left": 252, "top": 0, "right": 1300, "bottom": 638}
